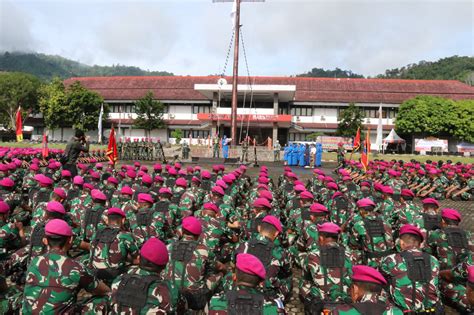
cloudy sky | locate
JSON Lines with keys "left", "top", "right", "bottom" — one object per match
{"left": 1, "top": 0, "right": 472, "bottom": 76}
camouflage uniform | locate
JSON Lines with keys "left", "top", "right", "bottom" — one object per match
{"left": 330, "top": 292, "right": 403, "bottom": 315}
{"left": 349, "top": 214, "right": 395, "bottom": 267}
{"left": 380, "top": 248, "right": 441, "bottom": 313}
{"left": 0, "top": 220, "right": 22, "bottom": 261}
{"left": 129, "top": 207, "right": 166, "bottom": 246}
{"left": 22, "top": 249, "right": 102, "bottom": 313}
{"left": 0, "top": 280, "right": 22, "bottom": 314}
{"left": 209, "top": 285, "right": 282, "bottom": 314}
{"left": 89, "top": 226, "right": 139, "bottom": 283}
{"left": 298, "top": 242, "right": 353, "bottom": 307}
{"left": 110, "top": 265, "right": 179, "bottom": 314}
{"left": 236, "top": 234, "right": 292, "bottom": 300}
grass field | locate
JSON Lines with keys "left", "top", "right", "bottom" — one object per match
{"left": 1, "top": 142, "right": 473, "bottom": 163}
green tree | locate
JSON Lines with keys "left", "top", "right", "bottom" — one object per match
{"left": 171, "top": 129, "right": 183, "bottom": 144}
{"left": 39, "top": 79, "right": 106, "bottom": 133}
{"left": 134, "top": 91, "right": 165, "bottom": 137}
{"left": 66, "top": 81, "right": 106, "bottom": 131}
{"left": 297, "top": 67, "right": 363, "bottom": 78}
{"left": 395, "top": 95, "right": 455, "bottom": 137}
{"left": 446, "top": 100, "right": 474, "bottom": 143}
{"left": 0, "top": 72, "right": 41, "bottom": 129}
{"left": 38, "top": 78, "right": 70, "bottom": 130}
{"left": 336, "top": 103, "right": 365, "bottom": 137}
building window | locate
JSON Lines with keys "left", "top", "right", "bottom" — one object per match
{"left": 168, "top": 129, "right": 210, "bottom": 139}
{"left": 193, "top": 105, "right": 211, "bottom": 114}
{"left": 291, "top": 106, "right": 312, "bottom": 116}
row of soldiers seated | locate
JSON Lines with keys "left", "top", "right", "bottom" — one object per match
{"left": 344, "top": 158, "right": 474, "bottom": 201}
{"left": 0, "top": 159, "right": 473, "bottom": 314}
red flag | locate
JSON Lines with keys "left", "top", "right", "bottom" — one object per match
{"left": 42, "top": 133, "right": 49, "bottom": 158}
{"left": 15, "top": 107, "right": 23, "bottom": 142}
{"left": 361, "top": 129, "right": 370, "bottom": 171}
{"left": 353, "top": 127, "right": 361, "bottom": 150}
{"left": 107, "top": 126, "right": 118, "bottom": 165}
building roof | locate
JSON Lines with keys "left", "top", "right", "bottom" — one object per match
{"left": 64, "top": 76, "right": 474, "bottom": 104}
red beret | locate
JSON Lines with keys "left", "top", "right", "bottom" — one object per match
{"left": 134, "top": 161, "right": 141, "bottom": 167}
{"left": 46, "top": 201, "right": 65, "bottom": 214}
{"left": 287, "top": 172, "right": 297, "bottom": 179}
{"left": 174, "top": 162, "right": 182, "bottom": 169}
{"left": 236, "top": 253, "right": 266, "bottom": 280}
{"left": 30, "top": 164, "right": 40, "bottom": 171}
{"left": 258, "top": 190, "right": 273, "bottom": 201}
{"left": 45, "top": 219, "right": 72, "bottom": 237}
{"left": 211, "top": 186, "right": 225, "bottom": 196}
{"left": 422, "top": 198, "right": 440, "bottom": 207}
{"left": 352, "top": 265, "right": 387, "bottom": 285}
{"left": 381, "top": 186, "right": 394, "bottom": 195}
{"left": 441, "top": 208, "right": 461, "bottom": 222}
{"left": 176, "top": 178, "right": 187, "bottom": 188}
{"left": 141, "top": 238, "right": 169, "bottom": 266}
{"left": 0, "top": 201, "right": 11, "bottom": 213}
{"left": 159, "top": 187, "right": 172, "bottom": 195}
{"left": 331, "top": 191, "right": 343, "bottom": 199}
{"left": 468, "top": 265, "right": 474, "bottom": 284}
{"left": 283, "top": 166, "right": 291, "bottom": 172}
{"left": 53, "top": 188, "right": 67, "bottom": 200}
{"left": 83, "top": 183, "right": 95, "bottom": 190}
{"left": 310, "top": 203, "right": 328, "bottom": 213}
{"left": 182, "top": 216, "right": 202, "bottom": 235}
{"left": 201, "top": 171, "right": 211, "bottom": 179}
{"left": 153, "top": 163, "right": 162, "bottom": 171}
{"left": 216, "top": 180, "right": 228, "bottom": 189}
{"left": 300, "top": 190, "right": 314, "bottom": 200}
{"left": 154, "top": 175, "right": 164, "bottom": 183}
{"left": 138, "top": 193, "right": 154, "bottom": 204}
{"left": 95, "top": 163, "right": 103, "bottom": 169}
{"left": 107, "top": 177, "right": 119, "bottom": 185}
{"left": 61, "top": 170, "right": 71, "bottom": 178}
{"left": 91, "top": 189, "right": 107, "bottom": 201}
{"left": 262, "top": 215, "right": 282, "bottom": 232}
{"left": 294, "top": 185, "right": 306, "bottom": 192}
{"left": 142, "top": 174, "right": 152, "bottom": 185}
{"left": 90, "top": 171, "right": 100, "bottom": 180}
{"left": 168, "top": 167, "right": 178, "bottom": 176}
{"left": 121, "top": 186, "right": 133, "bottom": 195}
{"left": 126, "top": 170, "right": 137, "bottom": 179}
{"left": 317, "top": 222, "right": 341, "bottom": 235}
{"left": 253, "top": 198, "right": 272, "bottom": 210}
{"left": 107, "top": 207, "right": 126, "bottom": 217}
{"left": 258, "top": 177, "right": 269, "bottom": 184}
{"left": 192, "top": 176, "right": 201, "bottom": 183}
{"left": 203, "top": 202, "right": 219, "bottom": 213}
{"left": 0, "top": 178, "right": 15, "bottom": 188}
{"left": 140, "top": 165, "right": 149, "bottom": 172}
{"left": 34, "top": 174, "right": 53, "bottom": 187}
{"left": 327, "top": 182, "right": 339, "bottom": 190}
{"left": 401, "top": 189, "right": 415, "bottom": 198}
{"left": 356, "top": 198, "right": 376, "bottom": 208}
{"left": 400, "top": 224, "right": 424, "bottom": 241}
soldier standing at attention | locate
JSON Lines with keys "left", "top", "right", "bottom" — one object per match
{"left": 241, "top": 137, "right": 249, "bottom": 163}
{"left": 213, "top": 137, "right": 220, "bottom": 158}
{"left": 22, "top": 219, "right": 110, "bottom": 313}
{"left": 274, "top": 140, "right": 281, "bottom": 162}
{"left": 380, "top": 224, "right": 443, "bottom": 314}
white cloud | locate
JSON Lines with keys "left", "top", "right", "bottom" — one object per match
{"left": 0, "top": 0, "right": 38, "bottom": 51}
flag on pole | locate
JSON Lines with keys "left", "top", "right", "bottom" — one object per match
{"left": 361, "top": 129, "right": 370, "bottom": 171}
{"left": 42, "top": 133, "right": 49, "bottom": 158}
{"left": 231, "top": 0, "right": 237, "bottom": 29}
{"left": 15, "top": 107, "right": 23, "bottom": 142}
{"left": 353, "top": 127, "right": 361, "bottom": 151}
{"left": 106, "top": 126, "right": 118, "bottom": 165}
{"left": 98, "top": 103, "right": 104, "bottom": 143}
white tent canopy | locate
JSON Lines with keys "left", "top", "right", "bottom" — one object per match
{"left": 383, "top": 129, "right": 406, "bottom": 144}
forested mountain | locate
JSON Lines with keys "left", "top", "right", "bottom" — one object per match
{"left": 297, "top": 67, "right": 364, "bottom": 78}
{"left": 0, "top": 52, "right": 173, "bottom": 81}
{"left": 376, "top": 56, "right": 474, "bottom": 83}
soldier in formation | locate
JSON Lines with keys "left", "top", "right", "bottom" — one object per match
{"left": 0, "top": 152, "right": 472, "bottom": 314}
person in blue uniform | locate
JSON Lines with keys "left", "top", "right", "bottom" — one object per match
{"left": 315, "top": 142, "right": 323, "bottom": 167}
{"left": 283, "top": 144, "right": 290, "bottom": 165}
{"left": 290, "top": 143, "right": 297, "bottom": 166}
{"left": 222, "top": 135, "right": 229, "bottom": 158}
{"left": 298, "top": 144, "right": 306, "bottom": 167}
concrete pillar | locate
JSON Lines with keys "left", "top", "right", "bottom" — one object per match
{"left": 273, "top": 93, "right": 279, "bottom": 115}
{"left": 211, "top": 122, "right": 217, "bottom": 137}
{"left": 273, "top": 122, "right": 278, "bottom": 144}
{"left": 212, "top": 92, "right": 218, "bottom": 111}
